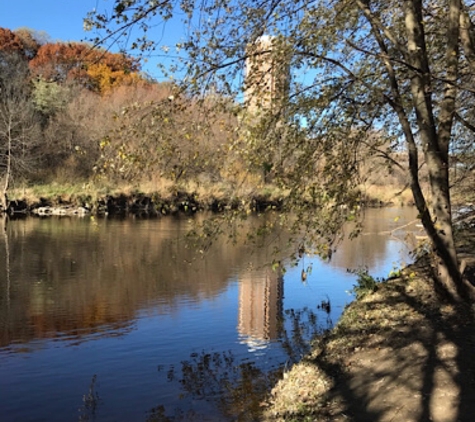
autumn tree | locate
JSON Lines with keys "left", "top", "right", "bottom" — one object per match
{"left": 94, "top": 82, "right": 233, "bottom": 184}
{"left": 13, "top": 28, "right": 45, "bottom": 59}
{"left": 29, "top": 42, "right": 141, "bottom": 94}
{"left": 0, "top": 52, "right": 42, "bottom": 210}
{"left": 0, "top": 28, "right": 25, "bottom": 56}
{"left": 87, "top": 0, "right": 475, "bottom": 301}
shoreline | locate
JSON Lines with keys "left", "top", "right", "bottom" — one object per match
{"left": 3, "top": 189, "right": 406, "bottom": 218}
{"left": 4, "top": 190, "right": 284, "bottom": 217}
{"left": 262, "top": 225, "right": 475, "bottom": 421}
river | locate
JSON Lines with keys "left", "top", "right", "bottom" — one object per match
{"left": 0, "top": 207, "right": 419, "bottom": 421}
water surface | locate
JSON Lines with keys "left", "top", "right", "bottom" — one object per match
{"left": 0, "top": 207, "right": 419, "bottom": 421}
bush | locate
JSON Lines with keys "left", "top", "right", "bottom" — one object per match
{"left": 349, "top": 268, "right": 381, "bottom": 299}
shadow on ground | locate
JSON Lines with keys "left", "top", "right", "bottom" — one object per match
{"left": 264, "top": 231, "right": 475, "bottom": 422}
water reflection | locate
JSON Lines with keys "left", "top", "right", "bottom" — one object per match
{"left": 155, "top": 304, "right": 327, "bottom": 421}
{"left": 238, "top": 269, "right": 284, "bottom": 351}
{"left": 0, "top": 216, "right": 281, "bottom": 350}
{"left": 161, "top": 350, "right": 274, "bottom": 421}
{"left": 0, "top": 209, "right": 418, "bottom": 352}
{"left": 0, "top": 207, "right": 419, "bottom": 421}
{"left": 330, "top": 207, "right": 419, "bottom": 273}
{"left": 78, "top": 374, "right": 102, "bottom": 422}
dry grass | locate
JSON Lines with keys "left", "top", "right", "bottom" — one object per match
{"left": 8, "top": 176, "right": 286, "bottom": 209}
{"left": 262, "top": 231, "right": 475, "bottom": 422}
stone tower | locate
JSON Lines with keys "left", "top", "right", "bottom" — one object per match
{"left": 244, "top": 35, "right": 290, "bottom": 115}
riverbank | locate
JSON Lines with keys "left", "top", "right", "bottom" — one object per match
{"left": 4, "top": 185, "right": 284, "bottom": 216}
{"left": 262, "top": 226, "right": 475, "bottom": 422}
{"left": 3, "top": 181, "right": 415, "bottom": 217}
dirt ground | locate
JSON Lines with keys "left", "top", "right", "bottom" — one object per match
{"left": 262, "top": 230, "right": 475, "bottom": 422}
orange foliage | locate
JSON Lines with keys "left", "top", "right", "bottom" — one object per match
{"left": 0, "top": 27, "right": 25, "bottom": 55}
{"left": 29, "top": 42, "right": 141, "bottom": 93}
{"left": 86, "top": 63, "right": 143, "bottom": 93}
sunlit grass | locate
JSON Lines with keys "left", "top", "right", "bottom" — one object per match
{"left": 9, "top": 169, "right": 418, "bottom": 211}
{"left": 9, "top": 176, "right": 287, "bottom": 208}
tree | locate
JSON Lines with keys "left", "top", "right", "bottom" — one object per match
{"left": 13, "top": 28, "right": 45, "bottom": 59}
{"left": 0, "top": 28, "right": 25, "bottom": 56}
{"left": 87, "top": 0, "right": 475, "bottom": 301}
{"left": 32, "top": 78, "right": 72, "bottom": 117}
{"left": 40, "top": 87, "right": 102, "bottom": 181}
{"left": 95, "top": 82, "right": 233, "bottom": 184}
{"left": 0, "top": 52, "right": 42, "bottom": 210}
{"left": 29, "top": 42, "right": 141, "bottom": 94}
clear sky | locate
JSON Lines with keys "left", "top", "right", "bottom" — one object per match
{"left": 0, "top": 0, "right": 184, "bottom": 79}
{"left": 0, "top": 0, "right": 98, "bottom": 42}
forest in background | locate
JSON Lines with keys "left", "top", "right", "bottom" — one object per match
{"left": 0, "top": 27, "right": 236, "bottom": 201}
{"left": 0, "top": 26, "right": 421, "bottom": 211}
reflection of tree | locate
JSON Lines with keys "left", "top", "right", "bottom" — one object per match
{"left": 0, "top": 216, "right": 9, "bottom": 302}
{"left": 152, "top": 305, "right": 330, "bottom": 421}
{"left": 162, "top": 350, "right": 274, "bottom": 421}
{"left": 281, "top": 306, "right": 332, "bottom": 364}
{"left": 330, "top": 207, "right": 418, "bottom": 271}
{"left": 78, "top": 374, "right": 102, "bottom": 422}
{"left": 0, "top": 216, "right": 10, "bottom": 346}
{"left": 0, "top": 216, "right": 287, "bottom": 350}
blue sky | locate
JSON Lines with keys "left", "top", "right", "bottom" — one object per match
{"left": 0, "top": 1, "right": 303, "bottom": 86}
{"left": 0, "top": 0, "right": 98, "bottom": 43}
{"left": 0, "top": 0, "right": 184, "bottom": 79}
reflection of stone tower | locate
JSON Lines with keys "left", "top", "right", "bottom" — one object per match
{"left": 237, "top": 269, "right": 284, "bottom": 350}
{"left": 244, "top": 35, "right": 290, "bottom": 114}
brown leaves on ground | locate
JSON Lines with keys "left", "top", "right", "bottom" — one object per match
{"left": 263, "top": 237, "right": 475, "bottom": 422}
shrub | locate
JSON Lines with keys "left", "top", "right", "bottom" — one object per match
{"left": 349, "top": 268, "right": 381, "bottom": 299}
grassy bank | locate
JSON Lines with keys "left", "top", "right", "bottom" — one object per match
{"left": 6, "top": 180, "right": 416, "bottom": 216}
{"left": 7, "top": 180, "right": 286, "bottom": 215}
{"left": 262, "top": 227, "right": 475, "bottom": 422}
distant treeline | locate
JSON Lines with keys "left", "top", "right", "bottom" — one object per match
{"left": 0, "top": 27, "right": 244, "bottom": 194}
{"left": 1, "top": 26, "right": 421, "bottom": 212}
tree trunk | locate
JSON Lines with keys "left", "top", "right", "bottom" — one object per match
{"left": 2, "top": 114, "right": 12, "bottom": 214}
{"left": 1, "top": 175, "right": 8, "bottom": 214}
{"left": 403, "top": 0, "right": 469, "bottom": 302}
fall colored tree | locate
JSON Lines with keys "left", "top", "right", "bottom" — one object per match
{"left": 0, "top": 28, "right": 25, "bottom": 56}
{"left": 13, "top": 28, "right": 45, "bottom": 59}
{"left": 86, "top": 62, "right": 143, "bottom": 94}
{"left": 29, "top": 42, "right": 141, "bottom": 93}
{"left": 0, "top": 27, "right": 47, "bottom": 59}
{"left": 0, "top": 52, "right": 42, "bottom": 209}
